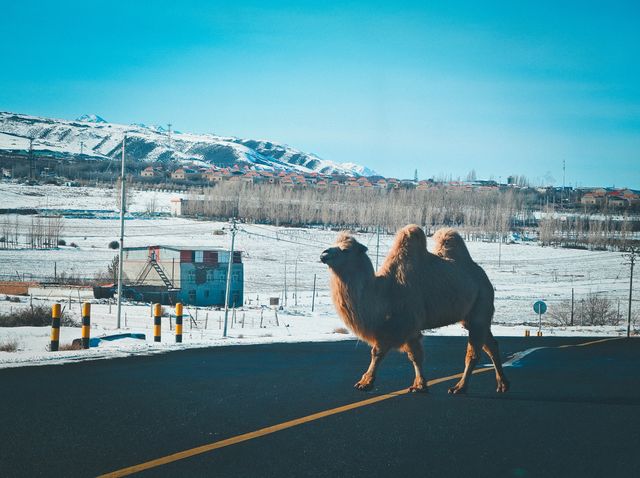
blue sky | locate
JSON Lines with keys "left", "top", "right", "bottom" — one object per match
{"left": 1, "top": 1, "right": 639, "bottom": 187}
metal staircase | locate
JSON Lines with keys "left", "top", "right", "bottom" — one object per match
{"left": 132, "top": 259, "right": 175, "bottom": 289}
{"left": 151, "top": 260, "right": 173, "bottom": 288}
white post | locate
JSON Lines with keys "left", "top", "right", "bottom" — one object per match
{"left": 222, "top": 219, "right": 237, "bottom": 337}
{"left": 116, "top": 135, "right": 126, "bottom": 329}
{"left": 311, "top": 273, "right": 316, "bottom": 312}
{"left": 538, "top": 310, "right": 542, "bottom": 335}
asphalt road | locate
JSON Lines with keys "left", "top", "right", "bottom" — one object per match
{"left": 1, "top": 336, "right": 639, "bottom": 478}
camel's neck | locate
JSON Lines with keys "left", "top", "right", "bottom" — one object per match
{"left": 330, "top": 267, "right": 380, "bottom": 340}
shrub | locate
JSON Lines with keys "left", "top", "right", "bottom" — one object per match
{"left": 0, "top": 305, "right": 79, "bottom": 327}
{"left": 70, "top": 242, "right": 78, "bottom": 248}
{"left": 108, "top": 240, "right": 120, "bottom": 249}
{"left": 5, "top": 296, "right": 21, "bottom": 303}
{"left": 0, "top": 339, "right": 18, "bottom": 352}
{"left": 549, "top": 293, "right": 620, "bottom": 326}
{"left": 333, "top": 327, "right": 350, "bottom": 334}
{"left": 579, "top": 294, "right": 620, "bottom": 326}
{"left": 57, "top": 239, "right": 66, "bottom": 246}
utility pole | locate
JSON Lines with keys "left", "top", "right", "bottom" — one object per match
{"left": 624, "top": 247, "right": 636, "bottom": 338}
{"left": 571, "top": 288, "right": 574, "bottom": 326}
{"left": 28, "top": 138, "right": 35, "bottom": 180}
{"left": 167, "top": 123, "right": 172, "bottom": 149}
{"left": 284, "top": 252, "right": 288, "bottom": 307}
{"left": 222, "top": 218, "right": 238, "bottom": 338}
{"left": 116, "top": 136, "right": 126, "bottom": 329}
{"left": 294, "top": 254, "right": 298, "bottom": 307}
{"left": 375, "top": 225, "right": 381, "bottom": 270}
{"left": 562, "top": 159, "right": 566, "bottom": 207}
{"left": 80, "top": 141, "right": 84, "bottom": 156}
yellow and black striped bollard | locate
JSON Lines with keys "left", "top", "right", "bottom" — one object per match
{"left": 175, "top": 303, "right": 183, "bottom": 343}
{"left": 81, "top": 302, "right": 91, "bottom": 349}
{"left": 50, "top": 303, "right": 61, "bottom": 352}
{"left": 153, "top": 303, "right": 162, "bottom": 342}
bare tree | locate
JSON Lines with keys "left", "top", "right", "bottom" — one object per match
{"left": 144, "top": 194, "right": 158, "bottom": 214}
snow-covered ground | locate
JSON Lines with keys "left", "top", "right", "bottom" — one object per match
{"left": 0, "top": 182, "right": 637, "bottom": 368}
{"left": 0, "top": 181, "right": 184, "bottom": 213}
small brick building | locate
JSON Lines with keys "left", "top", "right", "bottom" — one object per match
{"left": 122, "top": 245, "right": 243, "bottom": 306}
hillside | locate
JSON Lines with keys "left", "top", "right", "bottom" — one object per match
{"left": 0, "top": 112, "right": 375, "bottom": 176}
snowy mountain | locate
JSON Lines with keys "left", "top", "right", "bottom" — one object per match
{"left": 0, "top": 112, "right": 376, "bottom": 176}
{"left": 76, "top": 113, "right": 107, "bottom": 123}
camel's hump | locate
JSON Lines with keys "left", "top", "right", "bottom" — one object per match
{"left": 432, "top": 227, "right": 473, "bottom": 261}
{"left": 396, "top": 224, "right": 427, "bottom": 250}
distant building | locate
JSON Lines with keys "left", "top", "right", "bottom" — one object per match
{"left": 122, "top": 245, "right": 243, "bottom": 306}
{"left": 171, "top": 168, "right": 201, "bottom": 180}
{"left": 621, "top": 189, "right": 640, "bottom": 205}
{"left": 607, "top": 195, "right": 628, "bottom": 208}
{"left": 416, "top": 180, "right": 431, "bottom": 191}
{"left": 141, "top": 166, "right": 162, "bottom": 178}
{"left": 204, "top": 169, "right": 222, "bottom": 182}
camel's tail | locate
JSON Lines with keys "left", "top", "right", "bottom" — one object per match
{"left": 432, "top": 227, "right": 473, "bottom": 262}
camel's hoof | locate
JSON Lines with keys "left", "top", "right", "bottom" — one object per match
{"left": 448, "top": 386, "right": 467, "bottom": 395}
{"left": 496, "top": 380, "right": 510, "bottom": 393}
{"left": 354, "top": 381, "right": 373, "bottom": 391}
{"left": 409, "top": 385, "right": 428, "bottom": 393}
{"left": 409, "top": 378, "right": 428, "bottom": 393}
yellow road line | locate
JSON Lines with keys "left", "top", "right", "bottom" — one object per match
{"left": 98, "top": 337, "right": 622, "bottom": 477}
{"left": 99, "top": 369, "right": 491, "bottom": 478}
{"left": 575, "top": 337, "right": 622, "bottom": 347}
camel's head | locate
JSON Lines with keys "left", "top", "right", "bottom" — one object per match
{"left": 320, "top": 232, "right": 369, "bottom": 272}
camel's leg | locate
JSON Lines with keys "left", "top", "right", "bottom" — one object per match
{"left": 449, "top": 326, "right": 486, "bottom": 395}
{"left": 483, "top": 332, "right": 510, "bottom": 393}
{"left": 403, "top": 336, "right": 428, "bottom": 393}
{"left": 354, "top": 344, "right": 388, "bottom": 391}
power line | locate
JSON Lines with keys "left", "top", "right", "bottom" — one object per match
{"left": 243, "top": 223, "right": 332, "bottom": 247}
{"left": 238, "top": 228, "right": 330, "bottom": 250}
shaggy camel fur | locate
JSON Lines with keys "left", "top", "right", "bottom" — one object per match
{"left": 320, "top": 225, "right": 509, "bottom": 394}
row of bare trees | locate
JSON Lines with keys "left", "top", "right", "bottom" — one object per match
{"left": 0, "top": 215, "right": 65, "bottom": 249}
{"left": 184, "top": 183, "right": 639, "bottom": 249}
{"left": 186, "top": 182, "right": 536, "bottom": 238}
{"left": 538, "top": 207, "right": 639, "bottom": 251}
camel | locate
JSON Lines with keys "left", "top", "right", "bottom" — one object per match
{"left": 320, "top": 225, "right": 509, "bottom": 394}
